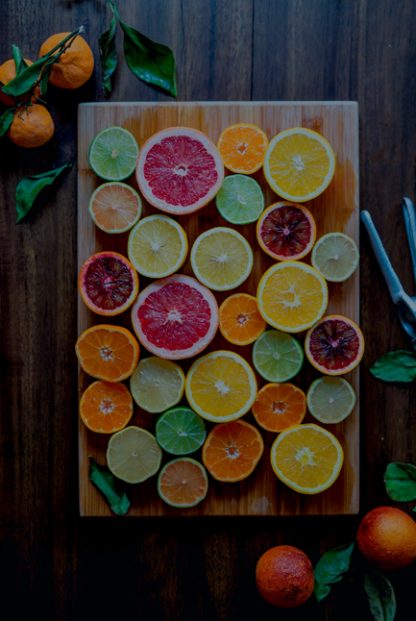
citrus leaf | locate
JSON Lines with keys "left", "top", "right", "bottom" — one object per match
{"left": 314, "top": 542, "right": 355, "bottom": 602}
{"left": 99, "top": 5, "right": 118, "bottom": 98}
{"left": 12, "top": 45, "right": 29, "bottom": 76}
{"left": 364, "top": 570, "right": 396, "bottom": 621}
{"left": 370, "top": 350, "right": 416, "bottom": 383}
{"left": 384, "top": 461, "right": 416, "bottom": 502}
{"left": 89, "top": 457, "right": 130, "bottom": 516}
{"left": 0, "top": 108, "right": 15, "bottom": 137}
{"left": 16, "top": 162, "right": 72, "bottom": 223}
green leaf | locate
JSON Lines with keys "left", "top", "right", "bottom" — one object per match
{"left": 89, "top": 458, "right": 130, "bottom": 516}
{"left": 364, "top": 570, "right": 396, "bottom": 621}
{"left": 384, "top": 461, "right": 416, "bottom": 502}
{"left": 314, "top": 542, "right": 355, "bottom": 602}
{"left": 0, "top": 108, "right": 15, "bottom": 137}
{"left": 15, "top": 162, "right": 72, "bottom": 223}
{"left": 370, "top": 350, "right": 416, "bottom": 383}
{"left": 99, "top": 7, "right": 118, "bottom": 98}
{"left": 12, "top": 45, "right": 28, "bottom": 76}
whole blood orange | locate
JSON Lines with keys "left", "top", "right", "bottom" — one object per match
{"left": 357, "top": 506, "right": 416, "bottom": 570}
{"left": 256, "top": 545, "right": 314, "bottom": 608}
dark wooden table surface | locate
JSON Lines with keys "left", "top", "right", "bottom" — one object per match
{"left": 1, "top": 1, "right": 416, "bottom": 619}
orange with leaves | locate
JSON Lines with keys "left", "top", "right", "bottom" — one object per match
{"left": 8, "top": 104, "right": 55, "bottom": 148}
{"left": 39, "top": 32, "right": 94, "bottom": 89}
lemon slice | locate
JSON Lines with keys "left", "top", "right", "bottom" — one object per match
{"left": 311, "top": 232, "right": 359, "bottom": 282}
{"left": 306, "top": 376, "right": 356, "bottom": 424}
{"left": 129, "top": 357, "right": 185, "bottom": 414}
{"left": 106, "top": 426, "right": 162, "bottom": 484}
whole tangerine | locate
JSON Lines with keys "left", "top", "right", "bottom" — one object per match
{"left": 255, "top": 545, "right": 314, "bottom": 608}
{"left": 357, "top": 506, "right": 416, "bottom": 570}
{"left": 8, "top": 104, "right": 55, "bottom": 148}
{"left": 0, "top": 58, "right": 40, "bottom": 106}
{"left": 38, "top": 32, "right": 94, "bottom": 89}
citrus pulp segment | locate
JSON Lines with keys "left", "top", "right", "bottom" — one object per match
{"left": 78, "top": 251, "right": 139, "bottom": 316}
{"left": 157, "top": 457, "right": 209, "bottom": 508}
{"left": 252, "top": 383, "right": 307, "bottom": 432}
{"left": 219, "top": 293, "right": 266, "bottom": 346}
{"left": 190, "top": 226, "right": 253, "bottom": 291}
{"left": 263, "top": 127, "right": 336, "bottom": 202}
{"left": 156, "top": 407, "right": 206, "bottom": 455}
{"left": 89, "top": 126, "right": 139, "bottom": 181}
{"left": 136, "top": 127, "right": 224, "bottom": 215}
{"left": 129, "top": 356, "right": 185, "bottom": 413}
{"left": 79, "top": 380, "right": 133, "bottom": 433}
{"left": 76, "top": 324, "right": 140, "bottom": 382}
{"left": 311, "top": 232, "right": 359, "bottom": 282}
{"left": 88, "top": 182, "right": 142, "bottom": 233}
{"left": 257, "top": 261, "right": 328, "bottom": 333}
{"left": 306, "top": 376, "right": 356, "bottom": 424}
{"left": 270, "top": 424, "right": 344, "bottom": 494}
{"left": 252, "top": 330, "right": 304, "bottom": 382}
{"left": 127, "top": 214, "right": 188, "bottom": 278}
{"left": 217, "top": 123, "right": 269, "bottom": 174}
{"left": 256, "top": 201, "right": 316, "bottom": 261}
{"left": 185, "top": 350, "right": 257, "bottom": 422}
{"left": 215, "top": 174, "right": 264, "bottom": 224}
{"left": 131, "top": 274, "right": 218, "bottom": 360}
{"left": 106, "top": 426, "right": 162, "bottom": 484}
{"left": 304, "top": 314, "right": 364, "bottom": 375}
{"left": 202, "top": 419, "right": 264, "bottom": 482}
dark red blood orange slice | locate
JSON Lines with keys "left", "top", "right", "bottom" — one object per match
{"left": 136, "top": 127, "right": 224, "bottom": 215}
{"left": 131, "top": 274, "right": 219, "bottom": 359}
{"left": 79, "top": 251, "right": 139, "bottom": 316}
{"left": 256, "top": 201, "right": 316, "bottom": 261}
{"left": 305, "top": 314, "right": 364, "bottom": 375}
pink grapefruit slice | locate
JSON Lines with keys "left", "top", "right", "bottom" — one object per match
{"left": 131, "top": 274, "right": 219, "bottom": 360}
{"left": 136, "top": 127, "right": 224, "bottom": 215}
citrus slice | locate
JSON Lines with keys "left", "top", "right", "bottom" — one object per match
{"left": 217, "top": 123, "right": 268, "bottom": 174}
{"left": 311, "top": 232, "right": 359, "bottom": 282}
{"left": 219, "top": 293, "right": 266, "bottom": 346}
{"left": 127, "top": 214, "right": 188, "bottom": 278}
{"left": 136, "top": 127, "right": 224, "bottom": 215}
{"left": 306, "top": 376, "right": 356, "bottom": 424}
{"left": 185, "top": 350, "right": 257, "bottom": 422}
{"left": 80, "top": 380, "right": 133, "bottom": 433}
{"left": 76, "top": 324, "right": 140, "bottom": 382}
{"left": 106, "top": 426, "right": 162, "bottom": 484}
{"left": 155, "top": 407, "right": 206, "bottom": 455}
{"left": 215, "top": 174, "right": 264, "bottom": 225}
{"left": 129, "top": 356, "right": 185, "bottom": 413}
{"left": 157, "top": 457, "right": 209, "bottom": 508}
{"left": 270, "top": 423, "right": 344, "bottom": 494}
{"left": 88, "top": 182, "right": 142, "bottom": 234}
{"left": 78, "top": 251, "right": 139, "bottom": 316}
{"left": 202, "top": 419, "right": 264, "bottom": 482}
{"left": 263, "top": 127, "right": 336, "bottom": 202}
{"left": 131, "top": 274, "right": 218, "bottom": 360}
{"left": 191, "top": 226, "right": 253, "bottom": 291}
{"left": 256, "top": 201, "right": 316, "bottom": 261}
{"left": 257, "top": 261, "right": 328, "bottom": 333}
{"left": 252, "top": 330, "right": 304, "bottom": 382}
{"left": 252, "top": 383, "right": 307, "bottom": 432}
{"left": 89, "top": 126, "right": 139, "bottom": 181}
{"left": 304, "top": 314, "right": 364, "bottom": 375}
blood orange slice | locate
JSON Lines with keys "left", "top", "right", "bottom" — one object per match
{"left": 304, "top": 314, "right": 364, "bottom": 375}
{"left": 131, "top": 274, "right": 218, "bottom": 360}
{"left": 78, "top": 251, "right": 139, "bottom": 316}
{"left": 136, "top": 127, "right": 224, "bottom": 215}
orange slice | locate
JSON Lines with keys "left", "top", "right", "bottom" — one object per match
{"left": 217, "top": 123, "right": 269, "bottom": 174}
{"left": 219, "top": 293, "right": 266, "bottom": 345}
{"left": 157, "top": 457, "right": 209, "bottom": 508}
{"left": 252, "top": 383, "right": 306, "bottom": 433}
{"left": 79, "top": 381, "right": 133, "bottom": 433}
{"left": 88, "top": 182, "right": 142, "bottom": 233}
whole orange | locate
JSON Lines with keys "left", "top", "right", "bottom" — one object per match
{"left": 357, "top": 506, "right": 416, "bottom": 570}
{"left": 255, "top": 545, "right": 314, "bottom": 608}
{"left": 38, "top": 33, "right": 94, "bottom": 89}
{"left": 0, "top": 58, "right": 39, "bottom": 106}
{"left": 8, "top": 104, "right": 55, "bottom": 148}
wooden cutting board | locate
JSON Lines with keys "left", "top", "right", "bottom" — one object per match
{"left": 77, "top": 101, "right": 359, "bottom": 517}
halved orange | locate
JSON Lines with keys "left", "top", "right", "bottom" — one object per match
{"left": 217, "top": 123, "right": 269, "bottom": 174}
{"left": 219, "top": 293, "right": 266, "bottom": 345}
{"left": 157, "top": 457, "right": 209, "bottom": 508}
{"left": 79, "top": 380, "right": 133, "bottom": 433}
{"left": 252, "top": 383, "right": 306, "bottom": 433}
{"left": 202, "top": 419, "right": 264, "bottom": 482}
{"left": 88, "top": 182, "right": 142, "bottom": 233}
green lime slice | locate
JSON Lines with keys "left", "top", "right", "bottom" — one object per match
{"left": 89, "top": 126, "right": 139, "bottom": 181}
{"left": 252, "top": 330, "right": 304, "bottom": 382}
{"left": 129, "top": 357, "right": 185, "bottom": 413}
{"left": 215, "top": 174, "right": 264, "bottom": 224}
{"left": 311, "top": 232, "right": 359, "bottom": 282}
{"left": 156, "top": 407, "right": 206, "bottom": 455}
{"left": 306, "top": 376, "right": 356, "bottom": 423}
{"left": 106, "top": 426, "right": 162, "bottom": 484}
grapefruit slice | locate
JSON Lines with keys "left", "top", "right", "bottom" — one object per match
{"left": 136, "top": 127, "right": 224, "bottom": 215}
{"left": 131, "top": 274, "right": 218, "bottom": 360}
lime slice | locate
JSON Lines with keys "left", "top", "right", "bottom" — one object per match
{"left": 89, "top": 126, "right": 139, "bottom": 181}
{"left": 306, "top": 376, "right": 356, "bottom": 423}
{"left": 252, "top": 330, "right": 304, "bottom": 382}
{"left": 156, "top": 407, "right": 206, "bottom": 455}
{"left": 311, "top": 232, "right": 359, "bottom": 282}
{"left": 129, "top": 357, "right": 185, "bottom": 413}
{"left": 106, "top": 426, "right": 162, "bottom": 484}
{"left": 215, "top": 174, "right": 264, "bottom": 224}
{"left": 157, "top": 457, "right": 209, "bottom": 508}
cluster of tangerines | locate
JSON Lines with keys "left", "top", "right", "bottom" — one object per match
{"left": 76, "top": 121, "right": 364, "bottom": 509}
